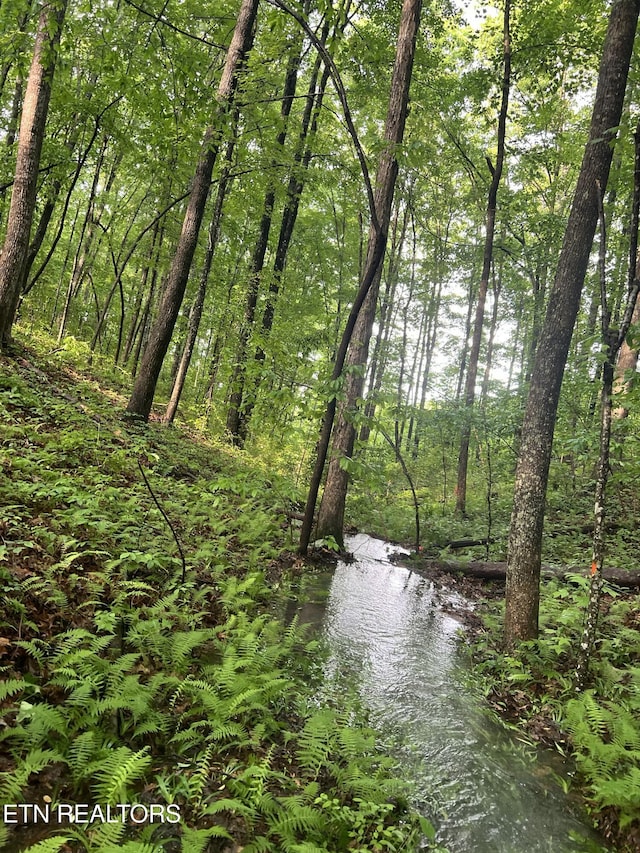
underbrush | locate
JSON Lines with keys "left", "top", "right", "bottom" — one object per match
{"left": 0, "top": 340, "right": 434, "bottom": 852}
{"left": 469, "top": 576, "right": 640, "bottom": 852}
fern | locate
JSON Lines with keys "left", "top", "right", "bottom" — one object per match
{"left": 68, "top": 730, "right": 100, "bottom": 780}
{"left": 296, "top": 710, "right": 335, "bottom": 776}
{"left": 168, "top": 629, "right": 213, "bottom": 667}
{"left": 180, "top": 825, "right": 232, "bottom": 852}
{"left": 20, "top": 838, "right": 72, "bottom": 853}
{"left": 189, "top": 742, "right": 214, "bottom": 810}
{"left": 19, "top": 704, "right": 67, "bottom": 747}
{"left": 0, "top": 678, "right": 26, "bottom": 702}
{"left": 0, "top": 748, "right": 64, "bottom": 801}
{"left": 91, "top": 746, "right": 151, "bottom": 804}
{"left": 269, "top": 801, "right": 325, "bottom": 838}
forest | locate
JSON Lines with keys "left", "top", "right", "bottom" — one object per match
{"left": 1, "top": 0, "right": 640, "bottom": 850}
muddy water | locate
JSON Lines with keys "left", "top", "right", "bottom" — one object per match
{"left": 289, "top": 533, "right": 607, "bottom": 853}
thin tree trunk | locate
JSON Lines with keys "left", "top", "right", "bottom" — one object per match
{"left": 57, "top": 137, "right": 110, "bottom": 343}
{"left": 612, "top": 122, "right": 640, "bottom": 421}
{"left": 126, "top": 0, "right": 258, "bottom": 421}
{"left": 455, "top": 0, "right": 511, "bottom": 515}
{"left": 360, "top": 198, "right": 409, "bottom": 442}
{"left": 163, "top": 134, "right": 236, "bottom": 424}
{"left": 0, "top": 0, "right": 67, "bottom": 348}
{"left": 306, "top": 0, "right": 422, "bottom": 551}
{"left": 238, "top": 15, "right": 341, "bottom": 434}
{"left": 121, "top": 219, "right": 161, "bottom": 364}
{"left": 504, "top": 0, "right": 640, "bottom": 645}
{"left": 226, "top": 35, "right": 304, "bottom": 443}
{"left": 481, "top": 263, "right": 503, "bottom": 402}
{"left": 612, "top": 292, "right": 640, "bottom": 418}
{"left": 575, "top": 170, "right": 640, "bottom": 688}
{"left": 411, "top": 276, "right": 443, "bottom": 457}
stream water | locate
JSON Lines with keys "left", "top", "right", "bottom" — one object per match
{"left": 287, "top": 533, "right": 608, "bottom": 853}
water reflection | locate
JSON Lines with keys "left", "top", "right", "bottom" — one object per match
{"left": 290, "top": 534, "right": 607, "bottom": 853}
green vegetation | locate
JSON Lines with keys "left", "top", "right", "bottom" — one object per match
{"left": 0, "top": 334, "right": 433, "bottom": 852}
{"left": 469, "top": 576, "right": 640, "bottom": 852}
{"left": 2, "top": 0, "right": 640, "bottom": 848}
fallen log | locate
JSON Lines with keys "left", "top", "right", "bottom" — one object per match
{"left": 446, "top": 537, "right": 497, "bottom": 550}
{"left": 404, "top": 557, "right": 640, "bottom": 589}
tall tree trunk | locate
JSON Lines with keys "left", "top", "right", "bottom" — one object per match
{"left": 237, "top": 15, "right": 342, "bottom": 435}
{"left": 226, "top": 35, "right": 304, "bottom": 443}
{"left": 57, "top": 137, "right": 111, "bottom": 343}
{"left": 121, "top": 218, "right": 162, "bottom": 364}
{"left": 411, "top": 276, "right": 443, "bottom": 457}
{"left": 0, "top": 0, "right": 67, "bottom": 349}
{"left": 126, "top": 0, "right": 258, "bottom": 421}
{"left": 360, "top": 198, "right": 409, "bottom": 442}
{"left": 305, "top": 0, "right": 422, "bottom": 551}
{"left": 504, "top": 0, "right": 640, "bottom": 646}
{"left": 612, "top": 122, "right": 640, "bottom": 421}
{"left": 575, "top": 160, "right": 640, "bottom": 688}
{"left": 455, "top": 0, "right": 511, "bottom": 515}
{"left": 480, "top": 263, "right": 503, "bottom": 402}
{"left": 163, "top": 135, "right": 236, "bottom": 425}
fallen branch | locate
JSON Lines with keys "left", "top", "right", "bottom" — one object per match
{"left": 137, "top": 459, "right": 187, "bottom": 583}
{"left": 404, "top": 557, "right": 640, "bottom": 589}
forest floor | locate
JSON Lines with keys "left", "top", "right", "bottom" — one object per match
{"left": 0, "top": 336, "right": 431, "bottom": 853}
{"left": 2, "top": 333, "right": 640, "bottom": 852}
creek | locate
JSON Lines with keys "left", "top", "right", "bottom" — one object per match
{"left": 286, "top": 533, "right": 608, "bottom": 853}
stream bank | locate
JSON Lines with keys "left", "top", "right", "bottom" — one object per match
{"left": 292, "top": 533, "right": 608, "bottom": 852}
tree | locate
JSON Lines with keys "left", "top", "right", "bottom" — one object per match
{"left": 575, "top": 141, "right": 640, "bottom": 687}
{"left": 455, "top": 0, "right": 511, "bottom": 516}
{"left": 126, "top": 0, "right": 258, "bottom": 421}
{"left": 504, "top": 0, "right": 640, "bottom": 645}
{"left": 0, "top": 0, "right": 67, "bottom": 349}
{"left": 300, "top": 0, "right": 422, "bottom": 553}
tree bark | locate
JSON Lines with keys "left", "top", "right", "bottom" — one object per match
{"left": 504, "top": 0, "right": 640, "bottom": 645}
{"left": 126, "top": 0, "right": 258, "bottom": 421}
{"left": 304, "top": 0, "right": 422, "bottom": 551}
{"left": 0, "top": 0, "right": 67, "bottom": 349}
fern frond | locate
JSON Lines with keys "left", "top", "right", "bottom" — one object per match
{"left": 91, "top": 746, "right": 151, "bottom": 804}
{"left": 269, "top": 802, "right": 325, "bottom": 838}
{"left": 0, "top": 748, "right": 64, "bottom": 801}
{"left": 0, "top": 678, "right": 26, "bottom": 702}
{"left": 19, "top": 837, "right": 71, "bottom": 853}
{"left": 23, "top": 704, "right": 67, "bottom": 746}
{"left": 68, "top": 731, "right": 99, "bottom": 779}
{"left": 168, "top": 630, "right": 213, "bottom": 666}
{"left": 180, "top": 825, "right": 232, "bottom": 853}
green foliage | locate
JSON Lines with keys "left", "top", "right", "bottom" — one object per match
{"left": 470, "top": 578, "right": 640, "bottom": 844}
{"left": 0, "top": 346, "right": 427, "bottom": 851}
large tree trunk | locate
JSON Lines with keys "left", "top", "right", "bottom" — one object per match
{"left": 455, "top": 0, "right": 510, "bottom": 516}
{"left": 304, "top": 0, "right": 422, "bottom": 551}
{"left": 0, "top": 0, "right": 67, "bottom": 349}
{"left": 504, "top": 0, "right": 640, "bottom": 645}
{"left": 126, "top": 0, "right": 258, "bottom": 421}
